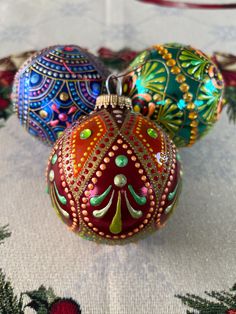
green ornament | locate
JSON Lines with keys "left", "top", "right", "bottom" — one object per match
{"left": 123, "top": 43, "right": 225, "bottom": 147}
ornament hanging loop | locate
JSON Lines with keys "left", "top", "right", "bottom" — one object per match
{"left": 96, "top": 74, "right": 132, "bottom": 111}
{"left": 105, "top": 74, "right": 123, "bottom": 96}
{"left": 116, "top": 77, "right": 123, "bottom": 96}
{"left": 105, "top": 74, "right": 116, "bottom": 95}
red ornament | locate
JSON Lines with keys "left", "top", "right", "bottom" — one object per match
{"left": 46, "top": 92, "right": 182, "bottom": 244}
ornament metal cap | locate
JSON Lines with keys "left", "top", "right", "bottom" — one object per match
{"left": 95, "top": 74, "right": 132, "bottom": 110}
{"left": 95, "top": 94, "right": 132, "bottom": 110}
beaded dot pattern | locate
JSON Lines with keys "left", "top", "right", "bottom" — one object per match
{"left": 46, "top": 105, "right": 182, "bottom": 244}
{"left": 12, "top": 45, "right": 110, "bottom": 145}
{"left": 122, "top": 43, "right": 224, "bottom": 147}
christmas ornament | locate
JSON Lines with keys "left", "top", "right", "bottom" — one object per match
{"left": 46, "top": 79, "right": 182, "bottom": 244}
{"left": 122, "top": 43, "right": 225, "bottom": 147}
{"left": 12, "top": 45, "right": 110, "bottom": 145}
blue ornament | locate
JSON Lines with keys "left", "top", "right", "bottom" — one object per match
{"left": 12, "top": 45, "right": 110, "bottom": 145}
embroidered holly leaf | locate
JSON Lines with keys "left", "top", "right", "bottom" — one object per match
{"left": 0, "top": 269, "right": 24, "bottom": 314}
{"left": 225, "top": 86, "right": 236, "bottom": 123}
{"left": 0, "top": 224, "right": 11, "bottom": 245}
{"left": 98, "top": 47, "right": 138, "bottom": 71}
{"left": 176, "top": 284, "right": 236, "bottom": 313}
{"left": 24, "top": 285, "right": 57, "bottom": 312}
{"left": 23, "top": 286, "right": 82, "bottom": 313}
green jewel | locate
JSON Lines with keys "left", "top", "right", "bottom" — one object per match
{"left": 51, "top": 154, "right": 58, "bottom": 165}
{"left": 80, "top": 128, "right": 92, "bottom": 140}
{"left": 115, "top": 155, "right": 128, "bottom": 167}
{"left": 114, "top": 174, "right": 127, "bottom": 187}
{"left": 49, "top": 170, "right": 54, "bottom": 182}
{"left": 147, "top": 128, "right": 158, "bottom": 139}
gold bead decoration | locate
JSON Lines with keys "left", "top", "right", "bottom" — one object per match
{"left": 180, "top": 83, "right": 190, "bottom": 93}
{"left": 166, "top": 59, "right": 176, "bottom": 67}
{"left": 188, "top": 112, "right": 197, "bottom": 120}
{"left": 183, "top": 92, "right": 193, "bottom": 102}
{"left": 163, "top": 53, "right": 172, "bottom": 60}
{"left": 171, "top": 66, "right": 181, "bottom": 74}
{"left": 187, "top": 102, "right": 195, "bottom": 110}
{"left": 190, "top": 120, "right": 198, "bottom": 127}
{"left": 59, "top": 92, "right": 69, "bottom": 101}
{"left": 153, "top": 44, "right": 161, "bottom": 50}
{"left": 176, "top": 74, "right": 186, "bottom": 83}
{"left": 153, "top": 94, "right": 162, "bottom": 101}
{"left": 163, "top": 48, "right": 168, "bottom": 54}
{"left": 39, "top": 110, "right": 48, "bottom": 118}
{"left": 190, "top": 129, "right": 198, "bottom": 135}
{"left": 157, "top": 46, "right": 164, "bottom": 52}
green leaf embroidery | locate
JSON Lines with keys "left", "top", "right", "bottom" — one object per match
{"left": 176, "top": 283, "right": 236, "bottom": 313}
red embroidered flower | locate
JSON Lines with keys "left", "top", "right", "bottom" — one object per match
{"left": 226, "top": 310, "right": 236, "bottom": 314}
{"left": 98, "top": 47, "right": 138, "bottom": 63}
{"left": 49, "top": 298, "right": 81, "bottom": 314}
{"left": 0, "top": 70, "right": 15, "bottom": 87}
{"left": 0, "top": 70, "right": 15, "bottom": 111}
{"left": 0, "top": 98, "right": 9, "bottom": 110}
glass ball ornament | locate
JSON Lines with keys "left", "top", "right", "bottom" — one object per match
{"left": 122, "top": 43, "right": 225, "bottom": 147}
{"left": 12, "top": 45, "right": 110, "bottom": 145}
{"left": 46, "top": 91, "right": 182, "bottom": 244}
